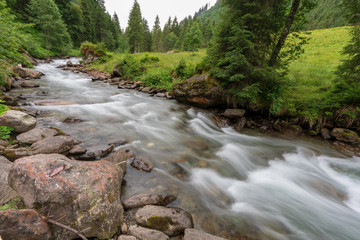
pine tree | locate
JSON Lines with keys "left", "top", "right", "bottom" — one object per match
{"left": 152, "top": 15, "right": 163, "bottom": 52}
{"left": 113, "top": 12, "right": 122, "bottom": 33}
{"left": 126, "top": 0, "right": 143, "bottom": 53}
{"left": 27, "top": 0, "right": 72, "bottom": 54}
{"left": 172, "top": 17, "right": 180, "bottom": 37}
{"left": 333, "top": 0, "right": 360, "bottom": 104}
{"left": 185, "top": 21, "right": 203, "bottom": 51}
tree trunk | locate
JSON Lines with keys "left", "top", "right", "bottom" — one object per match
{"left": 269, "top": 0, "right": 301, "bottom": 67}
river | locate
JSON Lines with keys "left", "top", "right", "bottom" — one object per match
{"left": 11, "top": 59, "right": 360, "bottom": 240}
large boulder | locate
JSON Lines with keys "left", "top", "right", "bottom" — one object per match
{"left": 16, "top": 128, "right": 58, "bottom": 144}
{"left": 0, "top": 209, "right": 52, "bottom": 240}
{"left": 135, "top": 205, "right": 193, "bottom": 236}
{"left": 12, "top": 66, "right": 43, "bottom": 79}
{"left": 123, "top": 194, "right": 176, "bottom": 210}
{"left": 0, "top": 110, "right": 36, "bottom": 133}
{"left": 8, "top": 154, "right": 124, "bottom": 239}
{"left": 0, "top": 156, "right": 17, "bottom": 205}
{"left": 30, "top": 136, "right": 76, "bottom": 155}
{"left": 128, "top": 225, "right": 169, "bottom": 240}
{"left": 184, "top": 229, "right": 227, "bottom": 240}
{"left": 172, "top": 74, "right": 226, "bottom": 108}
{"left": 331, "top": 128, "right": 360, "bottom": 144}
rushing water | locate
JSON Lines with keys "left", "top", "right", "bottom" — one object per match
{"left": 12, "top": 59, "right": 360, "bottom": 240}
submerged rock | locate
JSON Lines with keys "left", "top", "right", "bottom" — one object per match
{"left": 0, "top": 209, "right": 52, "bottom": 240}
{"left": 123, "top": 194, "right": 176, "bottom": 210}
{"left": 16, "top": 128, "right": 58, "bottom": 144}
{"left": 184, "top": 229, "right": 227, "bottom": 240}
{"left": 172, "top": 74, "right": 226, "bottom": 108}
{"left": 0, "top": 110, "right": 36, "bottom": 133}
{"left": 0, "top": 156, "right": 17, "bottom": 205}
{"left": 8, "top": 154, "right": 124, "bottom": 240}
{"left": 135, "top": 205, "right": 193, "bottom": 236}
{"left": 32, "top": 99, "right": 77, "bottom": 106}
{"left": 78, "top": 144, "right": 115, "bottom": 160}
{"left": 128, "top": 225, "right": 169, "bottom": 240}
{"left": 131, "top": 156, "right": 154, "bottom": 172}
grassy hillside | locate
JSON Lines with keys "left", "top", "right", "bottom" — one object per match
{"left": 304, "top": 0, "right": 347, "bottom": 30}
{"left": 286, "top": 26, "right": 351, "bottom": 118}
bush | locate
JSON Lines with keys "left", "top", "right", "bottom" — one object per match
{"left": 175, "top": 59, "right": 195, "bottom": 80}
{"left": 140, "top": 53, "right": 160, "bottom": 64}
{"left": 142, "top": 68, "right": 173, "bottom": 90}
{"left": 115, "top": 55, "right": 142, "bottom": 80}
{"left": 80, "top": 42, "right": 106, "bottom": 58}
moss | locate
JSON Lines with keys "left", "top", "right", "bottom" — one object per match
{"left": 49, "top": 126, "right": 65, "bottom": 135}
{"left": 146, "top": 216, "right": 172, "bottom": 232}
{"left": 0, "top": 197, "right": 25, "bottom": 210}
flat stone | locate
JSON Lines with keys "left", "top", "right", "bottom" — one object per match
{"left": 0, "top": 156, "right": 17, "bottom": 205}
{"left": 30, "top": 136, "right": 76, "bottom": 155}
{"left": 69, "top": 144, "right": 86, "bottom": 155}
{"left": 0, "top": 209, "right": 52, "bottom": 240}
{"left": 8, "top": 154, "right": 124, "bottom": 240}
{"left": 0, "top": 147, "right": 30, "bottom": 161}
{"left": 223, "top": 109, "right": 246, "bottom": 119}
{"left": 131, "top": 156, "right": 154, "bottom": 172}
{"left": 0, "top": 110, "right": 36, "bottom": 133}
{"left": 128, "top": 225, "right": 169, "bottom": 240}
{"left": 135, "top": 205, "right": 193, "bottom": 236}
{"left": 79, "top": 144, "right": 115, "bottom": 160}
{"left": 16, "top": 128, "right": 58, "bottom": 144}
{"left": 184, "top": 229, "right": 227, "bottom": 240}
{"left": 19, "top": 80, "right": 39, "bottom": 88}
{"left": 123, "top": 194, "right": 177, "bottom": 210}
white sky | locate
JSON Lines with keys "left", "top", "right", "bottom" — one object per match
{"left": 104, "top": 0, "right": 217, "bottom": 30}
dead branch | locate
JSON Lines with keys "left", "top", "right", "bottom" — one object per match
{"left": 46, "top": 219, "right": 88, "bottom": 240}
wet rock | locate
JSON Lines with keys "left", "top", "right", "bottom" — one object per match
{"left": 102, "top": 149, "right": 131, "bottom": 173}
{"left": 142, "top": 86, "right": 153, "bottom": 93}
{"left": 32, "top": 99, "right": 77, "bottom": 106}
{"left": 62, "top": 117, "right": 84, "bottom": 124}
{"left": 16, "top": 128, "right": 58, "bottom": 144}
{"left": 223, "top": 109, "right": 246, "bottom": 119}
{"left": 331, "top": 128, "right": 360, "bottom": 144}
{"left": 131, "top": 156, "right": 154, "bottom": 172}
{"left": 165, "top": 92, "right": 173, "bottom": 99}
{"left": 66, "top": 61, "right": 73, "bottom": 67}
{"left": 19, "top": 80, "right": 40, "bottom": 88}
{"left": 30, "top": 136, "right": 76, "bottom": 155}
{"left": 211, "top": 115, "right": 229, "bottom": 128}
{"left": 184, "top": 229, "right": 226, "bottom": 240}
{"left": 12, "top": 66, "right": 44, "bottom": 79}
{"left": 135, "top": 205, "right": 194, "bottom": 236}
{"left": 8, "top": 154, "right": 124, "bottom": 240}
{"left": 0, "top": 139, "right": 9, "bottom": 146}
{"left": 0, "top": 95, "right": 19, "bottom": 106}
{"left": 0, "top": 209, "right": 52, "bottom": 240}
{"left": 118, "top": 235, "right": 137, "bottom": 240}
{"left": 0, "top": 156, "right": 17, "bottom": 205}
{"left": 128, "top": 225, "right": 169, "bottom": 240}
{"left": 0, "top": 147, "right": 30, "bottom": 161}
{"left": 156, "top": 93, "right": 166, "bottom": 98}
{"left": 234, "top": 117, "right": 247, "bottom": 131}
{"left": 69, "top": 144, "right": 86, "bottom": 155}
{"left": 273, "top": 123, "right": 282, "bottom": 132}
{"left": 283, "top": 125, "right": 303, "bottom": 136}
{"left": 172, "top": 74, "right": 226, "bottom": 108}
{"left": 321, "top": 128, "right": 332, "bottom": 140}
{"left": 22, "top": 51, "right": 38, "bottom": 66}
{"left": 123, "top": 194, "right": 177, "bottom": 210}
{"left": 0, "top": 110, "right": 36, "bottom": 133}
{"left": 79, "top": 144, "right": 115, "bottom": 160}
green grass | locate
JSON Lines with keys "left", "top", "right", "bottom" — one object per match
{"left": 286, "top": 26, "right": 351, "bottom": 118}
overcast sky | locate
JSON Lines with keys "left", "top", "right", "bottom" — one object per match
{"left": 104, "top": 0, "right": 217, "bottom": 30}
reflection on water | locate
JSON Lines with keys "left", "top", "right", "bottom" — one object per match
{"left": 12, "top": 59, "right": 360, "bottom": 240}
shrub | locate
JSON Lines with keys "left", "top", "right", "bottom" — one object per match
{"left": 80, "top": 42, "right": 106, "bottom": 58}
{"left": 175, "top": 59, "right": 195, "bottom": 80}
{"left": 115, "top": 55, "right": 142, "bottom": 80}
{"left": 142, "top": 68, "right": 173, "bottom": 90}
{"left": 140, "top": 53, "right": 160, "bottom": 64}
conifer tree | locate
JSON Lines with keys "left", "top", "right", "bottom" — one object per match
{"left": 152, "top": 15, "right": 163, "bottom": 52}
{"left": 142, "top": 18, "right": 152, "bottom": 52}
{"left": 185, "top": 21, "right": 202, "bottom": 51}
{"left": 126, "top": 0, "right": 143, "bottom": 53}
{"left": 172, "top": 17, "right": 180, "bottom": 37}
{"left": 27, "top": 0, "right": 72, "bottom": 54}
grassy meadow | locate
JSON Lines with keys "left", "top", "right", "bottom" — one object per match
{"left": 92, "top": 26, "right": 351, "bottom": 118}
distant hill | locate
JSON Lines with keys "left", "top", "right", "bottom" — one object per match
{"left": 196, "top": 0, "right": 348, "bottom": 31}
{"left": 303, "top": 0, "right": 347, "bottom": 30}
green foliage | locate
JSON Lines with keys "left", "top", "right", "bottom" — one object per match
{"left": 175, "top": 59, "right": 195, "bottom": 80}
{"left": 80, "top": 41, "right": 106, "bottom": 58}
{"left": 141, "top": 68, "right": 173, "bottom": 90}
{"left": 116, "top": 55, "right": 142, "bottom": 80}
{"left": 0, "top": 101, "right": 10, "bottom": 115}
{"left": 152, "top": 15, "right": 163, "bottom": 52}
{"left": 0, "top": 126, "right": 13, "bottom": 139}
{"left": 140, "top": 54, "right": 160, "bottom": 64}
{"left": 0, "top": 197, "right": 25, "bottom": 210}
{"left": 184, "top": 22, "right": 203, "bottom": 51}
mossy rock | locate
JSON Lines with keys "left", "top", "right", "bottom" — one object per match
{"left": 146, "top": 216, "right": 173, "bottom": 232}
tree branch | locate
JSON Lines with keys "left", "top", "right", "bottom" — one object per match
{"left": 46, "top": 219, "right": 88, "bottom": 240}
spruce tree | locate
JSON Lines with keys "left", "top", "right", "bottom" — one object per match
{"left": 142, "top": 18, "right": 152, "bottom": 52}
{"left": 333, "top": 0, "right": 360, "bottom": 104}
{"left": 27, "top": 0, "right": 72, "bottom": 54}
{"left": 185, "top": 21, "right": 203, "bottom": 51}
{"left": 126, "top": 0, "right": 143, "bottom": 53}
{"left": 152, "top": 15, "right": 163, "bottom": 52}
